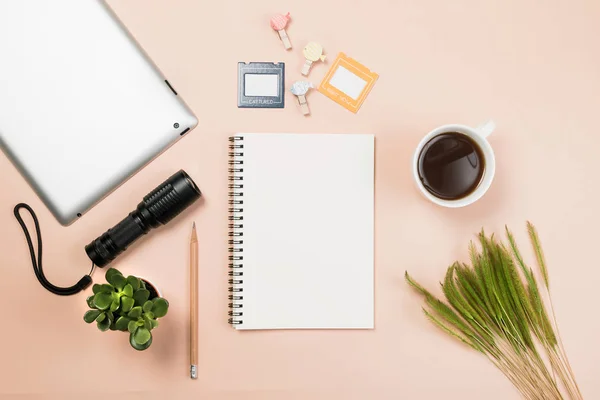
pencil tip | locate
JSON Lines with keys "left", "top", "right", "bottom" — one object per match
{"left": 192, "top": 222, "right": 196, "bottom": 229}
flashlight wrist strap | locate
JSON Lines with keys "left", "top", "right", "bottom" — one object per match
{"left": 14, "top": 203, "right": 93, "bottom": 296}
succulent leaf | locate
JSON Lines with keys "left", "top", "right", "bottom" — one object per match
{"left": 134, "top": 327, "right": 151, "bottom": 345}
{"left": 115, "top": 317, "right": 131, "bottom": 331}
{"left": 93, "top": 292, "right": 112, "bottom": 310}
{"left": 97, "top": 318, "right": 110, "bottom": 332}
{"left": 101, "top": 284, "right": 114, "bottom": 293}
{"left": 83, "top": 309, "right": 101, "bottom": 323}
{"left": 123, "top": 284, "right": 134, "bottom": 298}
{"left": 92, "top": 284, "right": 113, "bottom": 294}
{"left": 142, "top": 300, "right": 153, "bottom": 313}
{"left": 109, "top": 274, "right": 127, "bottom": 290}
{"left": 152, "top": 298, "right": 169, "bottom": 318}
{"left": 133, "top": 289, "right": 150, "bottom": 306}
{"left": 128, "top": 320, "right": 138, "bottom": 333}
{"left": 129, "top": 331, "right": 152, "bottom": 351}
{"left": 126, "top": 276, "right": 140, "bottom": 291}
{"left": 128, "top": 306, "right": 142, "bottom": 319}
{"left": 121, "top": 297, "right": 135, "bottom": 313}
{"left": 105, "top": 268, "right": 122, "bottom": 282}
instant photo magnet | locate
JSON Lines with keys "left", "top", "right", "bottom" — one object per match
{"left": 238, "top": 62, "right": 285, "bottom": 108}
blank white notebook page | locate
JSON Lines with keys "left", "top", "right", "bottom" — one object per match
{"left": 232, "top": 133, "right": 374, "bottom": 330}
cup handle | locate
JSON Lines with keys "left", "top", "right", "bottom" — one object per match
{"left": 476, "top": 120, "right": 496, "bottom": 138}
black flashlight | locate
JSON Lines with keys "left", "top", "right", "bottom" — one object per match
{"left": 85, "top": 170, "right": 201, "bottom": 267}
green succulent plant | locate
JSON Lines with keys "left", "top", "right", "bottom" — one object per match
{"left": 83, "top": 268, "right": 169, "bottom": 351}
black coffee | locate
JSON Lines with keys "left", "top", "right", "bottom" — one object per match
{"left": 417, "top": 133, "right": 485, "bottom": 200}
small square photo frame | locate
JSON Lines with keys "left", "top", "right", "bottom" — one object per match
{"left": 318, "top": 53, "right": 378, "bottom": 113}
{"left": 238, "top": 62, "right": 285, "bottom": 108}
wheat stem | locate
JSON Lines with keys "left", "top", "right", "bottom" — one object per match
{"left": 405, "top": 224, "right": 582, "bottom": 399}
{"left": 547, "top": 295, "right": 583, "bottom": 399}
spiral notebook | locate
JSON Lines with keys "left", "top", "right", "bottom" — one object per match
{"left": 228, "top": 133, "right": 374, "bottom": 330}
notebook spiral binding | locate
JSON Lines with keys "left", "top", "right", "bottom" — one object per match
{"left": 228, "top": 136, "right": 244, "bottom": 325}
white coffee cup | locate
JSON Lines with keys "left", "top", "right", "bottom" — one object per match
{"left": 412, "top": 121, "right": 496, "bottom": 208}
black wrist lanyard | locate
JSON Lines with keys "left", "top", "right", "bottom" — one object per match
{"left": 14, "top": 203, "right": 94, "bottom": 296}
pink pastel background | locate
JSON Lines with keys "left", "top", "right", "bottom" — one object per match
{"left": 1, "top": 0, "right": 599, "bottom": 398}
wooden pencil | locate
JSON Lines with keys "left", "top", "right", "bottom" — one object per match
{"left": 190, "top": 222, "right": 198, "bottom": 379}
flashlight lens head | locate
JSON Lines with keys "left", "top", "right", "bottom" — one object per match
{"left": 143, "top": 170, "right": 201, "bottom": 225}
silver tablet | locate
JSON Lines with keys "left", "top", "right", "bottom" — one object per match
{"left": 0, "top": 0, "right": 198, "bottom": 225}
